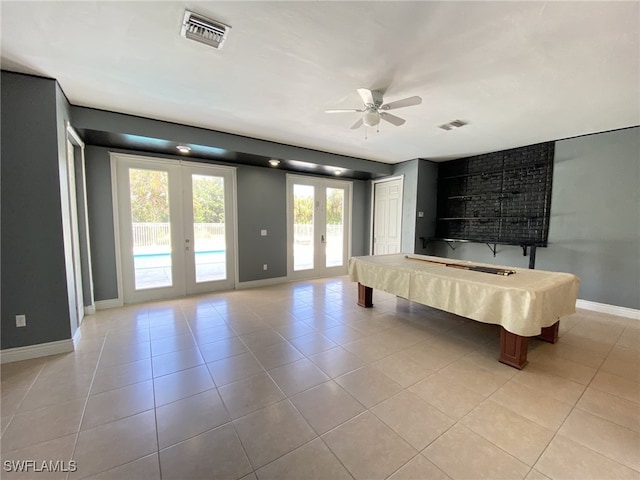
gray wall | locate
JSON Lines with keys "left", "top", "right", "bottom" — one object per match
{"left": 1, "top": 72, "right": 72, "bottom": 349}
{"left": 85, "top": 146, "right": 372, "bottom": 299}
{"left": 432, "top": 127, "right": 640, "bottom": 309}
{"left": 389, "top": 159, "right": 439, "bottom": 255}
{"left": 392, "top": 160, "right": 419, "bottom": 253}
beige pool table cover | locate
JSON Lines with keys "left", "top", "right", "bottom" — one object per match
{"left": 348, "top": 254, "right": 580, "bottom": 337}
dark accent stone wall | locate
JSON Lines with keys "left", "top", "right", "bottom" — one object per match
{"left": 435, "top": 142, "right": 554, "bottom": 246}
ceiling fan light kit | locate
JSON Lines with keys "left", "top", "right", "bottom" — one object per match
{"left": 325, "top": 88, "right": 422, "bottom": 132}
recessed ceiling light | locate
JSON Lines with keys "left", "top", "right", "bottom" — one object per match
{"left": 269, "top": 159, "right": 280, "bottom": 167}
{"left": 176, "top": 145, "right": 191, "bottom": 153}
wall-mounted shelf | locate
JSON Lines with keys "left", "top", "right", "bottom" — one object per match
{"left": 435, "top": 142, "right": 554, "bottom": 250}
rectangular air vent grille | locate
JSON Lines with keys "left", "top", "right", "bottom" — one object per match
{"left": 181, "top": 10, "right": 230, "bottom": 50}
{"left": 438, "top": 119, "right": 468, "bottom": 131}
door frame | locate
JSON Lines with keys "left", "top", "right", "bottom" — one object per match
{"left": 286, "top": 174, "right": 353, "bottom": 280}
{"left": 110, "top": 153, "right": 238, "bottom": 304}
{"left": 370, "top": 175, "right": 404, "bottom": 255}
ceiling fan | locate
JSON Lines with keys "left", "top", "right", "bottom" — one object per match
{"left": 325, "top": 88, "right": 422, "bottom": 130}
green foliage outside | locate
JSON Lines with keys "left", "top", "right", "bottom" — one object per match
{"left": 293, "top": 187, "right": 344, "bottom": 225}
{"left": 129, "top": 170, "right": 225, "bottom": 223}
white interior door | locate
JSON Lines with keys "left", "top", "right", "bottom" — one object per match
{"left": 287, "top": 174, "right": 351, "bottom": 279}
{"left": 114, "top": 155, "right": 236, "bottom": 303}
{"left": 373, "top": 177, "right": 403, "bottom": 254}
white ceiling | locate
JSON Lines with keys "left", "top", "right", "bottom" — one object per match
{"left": 1, "top": 1, "right": 638, "bottom": 164}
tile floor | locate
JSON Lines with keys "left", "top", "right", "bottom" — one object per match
{"left": 1, "top": 277, "right": 639, "bottom": 479}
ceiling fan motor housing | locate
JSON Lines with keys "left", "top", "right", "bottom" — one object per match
{"left": 363, "top": 109, "right": 381, "bottom": 127}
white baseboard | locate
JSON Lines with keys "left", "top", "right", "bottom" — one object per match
{"left": 95, "top": 298, "right": 123, "bottom": 310}
{"left": 0, "top": 339, "right": 74, "bottom": 364}
{"left": 577, "top": 299, "right": 640, "bottom": 321}
{"left": 236, "top": 276, "right": 289, "bottom": 290}
{"left": 84, "top": 305, "right": 96, "bottom": 315}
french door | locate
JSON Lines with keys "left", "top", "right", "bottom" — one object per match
{"left": 114, "top": 154, "right": 236, "bottom": 303}
{"left": 287, "top": 174, "right": 352, "bottom": 279}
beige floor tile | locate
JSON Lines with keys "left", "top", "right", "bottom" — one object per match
{"left": 251, "top": 341, "right": 304, "bottom": 370}
{"left": 489, "top": 381, "right": 573, "bottom": 430}
{"left": 17, "top": 372, "right": 93, "bottom": 412}
{"left": 387, "top": 453, "right": 450, "bottom": 480}
{"left": 206, "top": 351, "right": 264, "bottom": 386}
{"left": 149, "top": 332, "right": 196, "bottom": 357}
{"left": 254, "top": 437, "right": 352, "bottom": 480}
{"left": 342, "top": 336, "right": 401, "bottom": 363}
{"left": 233, "top": 400, "right": 316, "bottom": 469}
{"left": 424, "top": 424, "right": 529, "bottom": 479}
{"left": 461, "top": 400, "right": 555, "bottom": 466}
{"left": 273, "top": 321, "right": 318, "bottom": 340}
{"left": 590, "top": 371, "right": 640, "bottom": 403}
{"left": 98, "top": 341, "right": 151, "bottom": 368}
{"left": 290, "top": 381, "right": 365, "bottom": 435}
{"left": 335, "top": 365, "right": 402, "bottom": 408}
{"left": 528, "top": 339, "right": 607, "bottom": 369}
{"left": 268, "top": 358, "right": 329, "bottom": 397}
{"left": 372, "top": 390, "right": 454, "bottom": 451}
{"left": 409, "top": 373, "right": 485, "bottom": 420}
{"left": 372, "top": 351, "right": 433, "bottom": 388}
{"left": 153, "top": 365, "right": 215, "bottom": 406}
{"left": 1, "top": 358, "right": 46, "bottom": 385}
{"left": 1, "top": 383, "right": 31, "bottom": 417}
{"left": 198, "top": 336, "right": 248, "bottom": 363}
{"left": 70, "top": 410, "right": 157, "bottom": 479}
{"left": 192, "top": 324, "right": 237, "bottom": 344}
{"left": 159, "top": 423, "right": 252, "bottom": 480}
{"left": 90, "top": 358, "right": 152, "bottom": 395}
{"left": 401, "top": 342, "right": 462, "bottom": 371}
{"left": 227, "top": 317, "right": 270, "bottom": 336}
{"left": 156, "top": 388, "right": 230, "bottom": 449}
{"left": 148, "top": 323, "right": 191, "bottom": 341}
{"left": 308, "top": 346, "right": 366, "bottom": 378}
{"left": 617, "top": 325, "right": 640, "bottom": 350}
{"left": 321, "top": 324, "right": 367, "bottom": 344}
{"left": 240, "top": 329, "right": 287, "bottom": 350}
{"left": 535, "top": 434, "right": 639, "bottom": 480}
{"left": 1, "top": 398, "right": 84, "bottom": 452}
{"left": 1, "top": 415, "right": 12, "bottom": 436}
{"left": 1, "top": 433, "right": 76, "bottom": 480}
{"left": 83, "top": 453, "right": 160, "bottom": 479}
{"left": 151, "top": 346, "right": 205, "bottom": 378}
{"left": 600, "top": 346, "right": 640, "bottom": 382}
{"left": 558, "top": 408, "right": 640, "bottom": 470}
{"left": 322, "top": 411, "right": 416, "bottom": 480}
{"left": 577, "top": 386, "right": 640, "bottom": 432}
{"left": 524, "top": 469, "right": 551, "bottom": 480}
{"left": 511, "top": 364, "right": 586, "bottom": 405}
{"left": 288, "top": 332, "right": 337, "bottom": 356}
{"left": 438, "top": 357, "right": 511, "bottom": 396}
{"left": 527, "top": 353, "right": 598, "bottom": 385}
{"left": 218, "top": 372, "right": 285, "bottom": 419}
{"left": 82, "top": 380, "right": 154, "bottom": 430}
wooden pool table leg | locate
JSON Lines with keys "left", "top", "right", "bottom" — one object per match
{"left": 357, "top": 283, "right": 373, "bottom": 308}
{"left": 499, "top": 327, "right": 529, "bottom": 369}
{"left": 538, "top": 321, "right": 560, "bottom": 343}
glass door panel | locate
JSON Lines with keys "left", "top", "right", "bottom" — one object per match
{"left": 293, "top": 184, "right": 315, "bottom": 271}
{"left": 191, "top": 174, "right": 226, "bottom": 283}
{"left": 129, "top": 168, "right": 173, "bottom": 290}
{"left": 325, "top": 187, "right": 345, "bottom": 268}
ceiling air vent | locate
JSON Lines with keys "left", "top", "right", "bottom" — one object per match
{"left": 438, "top": 119, "right": 468, "bottom": 131}
{"left": 181, "top": 10, "right": 230, "bottom": 50}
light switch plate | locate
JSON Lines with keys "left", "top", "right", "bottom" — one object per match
{"left": 260, "top": 229, "right": 267, "bottom": 236}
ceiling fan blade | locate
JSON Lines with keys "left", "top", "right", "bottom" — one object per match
{"left": 350, "top": 118, "right": 364, "bottom": 129}
{"left": 325, "top": 109, "right": 364, "bottom": 113}
{"left": 380, "top": 96, "right": 422, "bottom": 111}
{"left": 380, "top": 112, "right": 406, "bottom": 126}
{"left": 357, "top": 88, "right": 375, "bottom": 106}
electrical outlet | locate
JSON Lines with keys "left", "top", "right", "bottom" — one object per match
{"left": 16, "top": 314, "right": 26, "bottom": 328}
{"left": 263, "top": 264, "right": 268, "bottom": 271}
{"left": 260, "top": 229, "right": 268, "bottom": 236}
